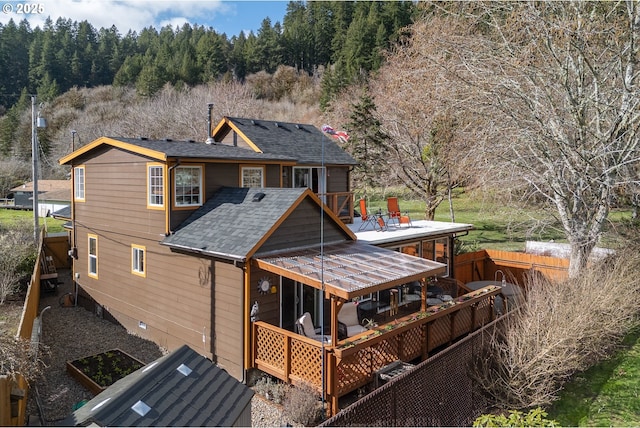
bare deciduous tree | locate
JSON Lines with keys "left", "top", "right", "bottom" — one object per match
{"left": 365, "top": 17, "right": 476, "bottom": 220}
{"left": 435, "top": 1, "right": 640, "bottom": 277}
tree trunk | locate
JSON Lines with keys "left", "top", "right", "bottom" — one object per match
{"left": 568, "top": 241, "right": 595, "bottom": 279}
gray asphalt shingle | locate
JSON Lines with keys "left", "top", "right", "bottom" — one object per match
{"left": 162, "top": 187, "right": 308, "bottom": 260}
{"left": 217, "top": 117, "right": 357, "bottom": 165}
{"left": 112, "top": 136, "right": 295, "bottom": 161}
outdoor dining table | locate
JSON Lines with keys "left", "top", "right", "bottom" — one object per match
{"left": 465, "top": 280, "right": 522, "bottom": 314}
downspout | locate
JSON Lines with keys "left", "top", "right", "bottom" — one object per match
{"left": 71, "top": 166, "right": 78, "bottom": 306}
{"left": 166, "top": 159, "right": 180, "bottom": 235}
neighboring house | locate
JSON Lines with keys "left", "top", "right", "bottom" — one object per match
{"left": 9, "top": 180, "right": 70, "bottom": 216}
{"left": 59, "top": 117, "right": 486, "bottom": 415}
{"left": 62, "top": 345, "right": 254, "bottom": 427}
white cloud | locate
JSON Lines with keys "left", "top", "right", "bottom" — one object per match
{"left": 1, "top": 0, "right": 227, "bottom": 33}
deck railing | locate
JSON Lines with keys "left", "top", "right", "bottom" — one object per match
{"left": 319, "top": 192, "right": 353, "bottom": 224}
{"left": 251, "top": 286, "right": 501, "bottom": 415}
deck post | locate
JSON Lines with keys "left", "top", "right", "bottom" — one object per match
{"left": 326, "top": 352, "right": 339, "bottom": 416}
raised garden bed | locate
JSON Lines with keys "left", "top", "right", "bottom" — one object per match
{"left": 66, "top": 349, "right": 144, "bottom": 395}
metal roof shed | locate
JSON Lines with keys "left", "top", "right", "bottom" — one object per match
{"left": 60, "top": 345, "right": 254, "bottom": 427}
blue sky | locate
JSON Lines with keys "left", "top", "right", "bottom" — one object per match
{"left": 0, "top": 1, "right": 290, "bottom": 36}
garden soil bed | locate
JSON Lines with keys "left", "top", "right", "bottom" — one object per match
{"left": 66, "top": 349, "right": 144, "bottom": 395}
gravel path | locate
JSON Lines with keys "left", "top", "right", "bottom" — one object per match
{"left": 29, "top": 269, "right": 295, "bottom": 426}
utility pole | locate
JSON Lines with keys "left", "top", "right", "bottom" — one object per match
{"left": 31, "top": 96, "right": 46, "bottom": 243}
{"left": 32, "top": 96, "right": 39, "bottom": 243}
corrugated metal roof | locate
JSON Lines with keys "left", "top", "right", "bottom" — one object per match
{"left": 61, "top": 345, "right": 253, "bottom": 427}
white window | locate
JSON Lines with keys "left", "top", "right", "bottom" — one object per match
{"left": 241, "top": 166, "right": 264, "bottom": 188}
{"left": 148, "top": 165, "right": 164, "bottom": 207}
{"left": 132, "top": 245, "right": 145, "bottom": 277}
{"left": 174, "top": 166, "right": 202, "bottom": 207}
{"left": 88, "top": 235, "right": 98, "bottom": 278}
{"left": 74, "top": 166, "right": 85, "bottom": 201}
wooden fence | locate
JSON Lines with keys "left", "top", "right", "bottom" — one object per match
{"left": 455, "top": 249, "right": 569, "bottom": 285}
{"left": 0, "top": 374, "right": 28, "bottom": 426}
{"left": 7, "top": 231, "right": 63, "bottom": 426}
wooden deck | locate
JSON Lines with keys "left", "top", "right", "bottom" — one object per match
{"left": 251, "top": 286, "right": 501, "bottom": 415}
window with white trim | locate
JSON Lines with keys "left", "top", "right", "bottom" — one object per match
{"left": 74, "top": 166, "right": 85, "bottom": 201}
{"left": 174, "top": 166, "right": 202, "bottom": 207}
{"left": 88, "top": 235, "right": 98, "bottom": 278}
{"left": 148, "top": 165, "right": 164, "bottom": 207}
{"left": 132, "top": 245, "right": 145, "bottom": 277}
{"left": 241, "top": 166, "right": 264, "bottom": 188}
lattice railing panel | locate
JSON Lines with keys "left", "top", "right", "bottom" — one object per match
{"left": 255, "top": 325, "right": 285, "bottom": 372}
{"left": 453, "top": 306, "right": 472, "bottom": 339}
{"left": 427, "top": 316, "right": 451, "bottom": 351}
{"left": 474, "top": 298, "right": 493, "bottom": 327}
{"left": 290, "top": 338, "right": 323, "bottom": 389}
{"left": 371, "top": 340, "right": 401, "bottom": 370}
{"left": 399, "top": 325, "right": 423, "bottom": 361}
{"left": 336, "top": 349, "right": 376, "bottom": 395}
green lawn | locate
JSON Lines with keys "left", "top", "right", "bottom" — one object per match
{"left": 368, "top": 189, "right": 632, "bottom": 252}
{"left": 0, "top": 208, "right": 66, "bottom": 234}
{"left": 368, "top": 190, "right": 567, "bottom": 252}
{"left": 547, "top": 328, "right": 640, "bottom": 426}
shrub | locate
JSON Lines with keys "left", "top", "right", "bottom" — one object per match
{"left": 471, "top": 248, "right": 640, "bottom": 409}
{"left": 0, "top": 222, "right": 36, "bottom": 304}
{"left": 473, "top": 408, "right": 558, "bottom": 427}
{"left": 253, "top": 376, "right": 289, "bottom": 405}
{"left": 283, "top": 382, "right": 323, "bottom": 426}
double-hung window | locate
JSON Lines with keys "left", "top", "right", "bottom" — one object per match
{"left": 241, "top": 166, "right": 264, "bottom": 188}
{"left": 148, "top": 164, "right": 164, "bottom": 208}
{"left": 88, "top": 234, "right": 98, "bottom": 278}
{"left": 132, "top": 245, "right": 146, "bottom": 277}
{"left": 174, "top": 166, "right": 202, "bottom": 207}
{"left": 74, "top": 166, "right": 85, "bottom": 201}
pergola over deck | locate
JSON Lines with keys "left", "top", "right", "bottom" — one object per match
{"left": 254, "top": 241, "right": 447, "bottom": 343}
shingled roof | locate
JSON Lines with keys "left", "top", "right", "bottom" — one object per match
{"left": 61, "top": 345, "right": 254, "bottom": 427}
{"left": 212, "top": 117, "right": 358, "bottom": 166}
{"left": 162, "top": 187, "right": 317, "bottom": 261}
{"left": 59, "top": 136, "right": 295, "bottom": 164}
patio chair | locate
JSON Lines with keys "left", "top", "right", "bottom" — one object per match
{"left": 295, "top": 312, "right": 331, "bottom": 344}
{"left": 338, "top": 302, "right": 368, "bottom": 338}
{"left": 387, "top": 197, "right": 412, "bottom": 228}
{"left": 358, "top": 198, "right": 378, "bottom": 231}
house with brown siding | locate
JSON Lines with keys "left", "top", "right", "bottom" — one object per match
{"left": 60, "top": 117, "right": 487, "bottom": 415}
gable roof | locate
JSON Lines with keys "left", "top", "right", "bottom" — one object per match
{"left": 10, "top": 180, "right": 69, "bottom": 193}
{"left": 61, "top": 345, "right": 253, "bottom": 427}
{"left": 211, "top": 116, "right": 358, "bottom": 166}
{"left": 59, "top": 136, "right": 296, "bottom": 165}
{"left": 162, "top": 186, "right": 355, "bottom": 262}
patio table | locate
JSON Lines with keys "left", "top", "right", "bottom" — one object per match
{"left": 465, "top": 280, "right": 522, "bottom": 314}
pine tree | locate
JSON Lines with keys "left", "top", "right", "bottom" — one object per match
{"left": 345, "top": 92, "right": 389, "bottom": 191}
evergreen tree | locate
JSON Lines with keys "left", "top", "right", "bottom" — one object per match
{"left": 345, "top": 92, "right": 389, "bottom": 191}
{"left": 0, "top": 19, "right": 32, "bottom": 108}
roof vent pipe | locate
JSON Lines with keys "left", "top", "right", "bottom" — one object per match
{"left": 205, "top": 103, "right": 215, "bottom": 144}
